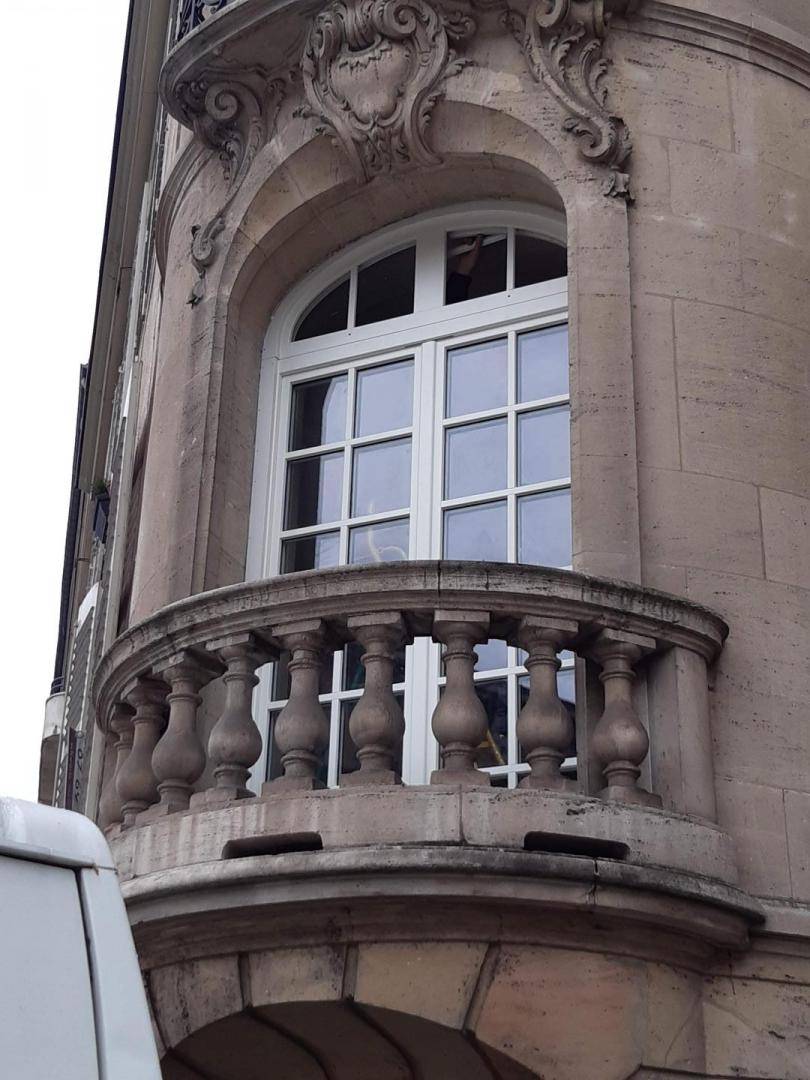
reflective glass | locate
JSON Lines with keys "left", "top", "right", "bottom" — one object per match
{"left": 515, "top": 232, "right": 567, "bottom": 288}
{"left": 273, "top": 650, "right": 332, "bottom": 698}
{"left": 266, "top": 711, "right": 284, "bottom": 782}
{"left": 339, "top": 695, "right": 404, "bottom": 780}
{"left": 352, "top": 438, "right": 411, "bottom": 517}
{"left": 355, "top": 360, "right": 413, "bottom": 437}
{"left": 475, "top": 638, "right": 509, "bottom": 672}
{"left": 285, "top": 452, "right": 343, "bottom": 528}
{"left": 474, "top": 680, "right": 509, "bottom": 769}
{"left": 445, "top": 233, "right": 507, "bottom": 304}
{"left": 518, "top": 406, "right": 571, "bottom": 486}
{"left": 343, "top": 640, "right": 407, "bottom": 691}
{"left": 294, "top": 277, "right": 350, "bottom": 341}
{"left": 519, "top": 670, "right": 576, "bottom": 759}
{"left": 446, "top": 338, "right": 507, "bottom": 418}
{"left": 355, "top": 247, "right": 416, "bottom": 327}
{"left": 518, "top": 489, "right": 572, "bottom": 567}
{"left": 518, "top": 325, "right": 569, "bottom": 402}
{"left": 445, "top": 418, "right": 507, "bottom": 499}
{"left": 281, "top": 531, "right": 340, "bottom": 574}
{"left": 289, "top": 375, "right": 347, "bottom": 450}
{"left": 349, "top": 518, "right": 409, "bottom": 565}
{"left": 444, "top": 500, "right": 507, "bottom": 561}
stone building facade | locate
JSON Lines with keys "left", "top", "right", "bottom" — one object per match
{"left": 43, "top": 0, "right": 810, "bottom": 1076}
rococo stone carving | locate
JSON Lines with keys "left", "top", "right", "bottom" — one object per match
{"left": 177, "top": 68, "right": 285, "bottom": 304}
{"left": 507, "top": 0, "right": 633, "bottom": 199}
{"left": 299, "top": 0, "right": 476, "bottom": 182}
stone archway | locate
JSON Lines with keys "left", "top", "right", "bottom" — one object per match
{"left": 161, "top": 999, "right": 540, "bottom": 1080}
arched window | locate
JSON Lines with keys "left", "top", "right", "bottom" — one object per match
{"left": 248, "top": 203, "right": 572, "bottom": 788}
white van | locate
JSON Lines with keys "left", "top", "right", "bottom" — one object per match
{"left": 0, "top": 797, "right": 161, "bottom": 1079}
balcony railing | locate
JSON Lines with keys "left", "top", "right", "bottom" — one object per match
{"left": 176, "top": 0, "right": 231, "bottom": 43}
{"left": 94, "top": 562, "right": 728, "bottom": 832}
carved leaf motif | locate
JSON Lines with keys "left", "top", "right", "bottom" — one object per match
{"left": 509, "top": 0, "right": 633, "bottom": 199}
{"left": 300, "top": 0, "right": 476, "bottom": 182}
{"left": 177, "top": 69, "right": 287, "bottom": 304}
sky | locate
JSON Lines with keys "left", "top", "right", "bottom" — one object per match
{"left": 0, "top": 2, "right": 131, "bottom": 800}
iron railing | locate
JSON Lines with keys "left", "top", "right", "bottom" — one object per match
{"left": 176, "top": 0, "right": 231, "bottom": 43}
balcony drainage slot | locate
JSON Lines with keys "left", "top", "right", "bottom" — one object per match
{"left": 222, "top": 832, "right": 323, "bottom": 860}
{"left": 523, "top": 832, "right": 629, "bottom": 861}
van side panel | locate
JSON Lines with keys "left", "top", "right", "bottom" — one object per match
{"left": 79, "top": 867, "right": 162, "bottom": 1079}
{"left": 0, "top": 856, "right": 99, "bottom": 1080}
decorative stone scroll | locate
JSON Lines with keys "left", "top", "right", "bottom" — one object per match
{"left": 299, "top": 0, "right": 476, "bottom": 182}
{"left": 176, "top": 67, "right": 286, "bottom": 304}
{"left": 507, "top": 0, "right": 633, "bottom": 199}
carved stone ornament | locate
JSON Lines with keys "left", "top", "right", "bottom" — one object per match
{"left": 176, "top": 67, "right": 286, "bottom": 304}
{"left": 299, "top": 0, "right": 476, "bottom": 182}
{"left": 507, "top": 0, "right": 633, "bottom": 199}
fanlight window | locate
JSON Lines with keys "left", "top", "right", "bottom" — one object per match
{"left": 251, "top": 205, "right": 572, "bottom": 790}
{"left": 293, "top": 226, "right": 567, "bottom": 342}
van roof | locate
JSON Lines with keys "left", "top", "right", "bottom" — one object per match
{"left": 0, "top": 798, "right": 115, "bottom": 870}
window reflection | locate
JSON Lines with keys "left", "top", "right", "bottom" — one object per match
{"left": 285, "top": 452, "right": 343, "bottom": 529}
{"left": 445, "top": 233, "right": 507, "bottom": 304}
{"left": 290, "top": 375, "right": 347, "bottom": 450}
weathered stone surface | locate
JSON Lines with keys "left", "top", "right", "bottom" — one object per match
{"left": 715, "top": 778, "right": 791, "bottom": 899}
{"left": 354, "top": 942, "right": 488, "bottom": 1028}
{"left": 149, "top": 956, "right": 242, "bottom": 1049}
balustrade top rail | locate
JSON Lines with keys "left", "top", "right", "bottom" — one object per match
{"left": 95, "top": 561, "right": 726, "bottom": 725}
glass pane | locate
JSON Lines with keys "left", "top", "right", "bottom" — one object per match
{"left": 446, "top": 338, "right": 507, "bottom": 418}
{"left": 518, "top": 325, "right": 569, "bottom": 402}
{"left": 294, "top": 277, "right": 350, "bottom": 341}
{"left": 290, "top": 375, "right": 347, "bottom": 450}
{"left": 515, "top": 232, "right": 567, "bottom": 288}
{"left": 339, "top": 696, "right": 404, "bottom": 779}
{"left": 519, "top": 670, "right": 576, "bottom": 758}
{"left": 518, "top": 406, "right": 571, "bottom": 486}
{"left": 445, "top": 232, "right": 507, "bottom": 304}
{"left": 355, "top": 247, "right": 416, "bottom": 327}
{"left": 445, "top": 418, "right": 507, "bottom": 499}
{"left": 281, "top": 531, "right": 340, "bottom": 574}
{"left": 352, "top": 438, "right": 411, "bottom": 517}
{"left": 273, "top": 650, "right": 333, "bottom": 698}
{"left": 343, "top": 641, "right": 407, "bottom": 691}
{"left": 285, "top": 452, "right": 343, "bottom": 528}
{"left": 475, "top": 638, "right": 509, "bottom": 672}
{"left": 355, "top": 360, "right": 414, "bottom": 437}
{"left": 266, "top": 711, "right": 284, "bottom": 781}
{"left": 444, "top": 500, "right": 507, "bottom": 561}
{"left": 474, "top": 680, "right": 509, "bottom": 769}
{"left": 518, "top": 489, "right": 572, "bottom": 567}
{"left": 267, "top": 705, "right": 329, "bottom": 786}
{"left": 349, "top": 518, "right": 409, "bottom": 565}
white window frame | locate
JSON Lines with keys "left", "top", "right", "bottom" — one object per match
{"left": 247, "top": 201, "right": 570, "bottom": 792}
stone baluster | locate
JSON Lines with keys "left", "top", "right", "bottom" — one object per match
{"left": 150, "top": 651, "right": 223, "bottom": 815}
{"left": 116, "top": 678, "right": 167, "bottom": 827}
{"left": 588, "top": 629, "right": 661, "bottom": 807}
{"left": 342, "top": 613, "right": 408, "bottom": 786}
{"left": 97, "top": 703, "right": 134, "bottom": 831}
{"left": 265, "top": 620, "right": 329, "bottom": 793}
{"left": 196, "top": 633, "right": 272, "bottom": 806}
{"left": 517, "top": 617, "right": 579, "bottom": 791}
{"left": 430, "top": 610, "right": 491, "bottom": 786}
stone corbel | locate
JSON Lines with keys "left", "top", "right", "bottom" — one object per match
{"left": 176, "top": 67, "right": 286, "bottom": 304}
{"left": 506, "top": 0, "right": 635, "bottom": 199}
{"left": 298, "top": 0, "right": 477, "bottom": 183}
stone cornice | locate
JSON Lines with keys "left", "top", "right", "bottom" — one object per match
{"left": 619, "top": 1, "right": 810, "bottom": 91}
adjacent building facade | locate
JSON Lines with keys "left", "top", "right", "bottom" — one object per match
{"left": 42, "top": 0, "right": 810, "bottom": 1076}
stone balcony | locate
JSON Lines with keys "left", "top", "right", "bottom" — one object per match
{"left": 94, "top": 562, "right": 761, "bottom": 965}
